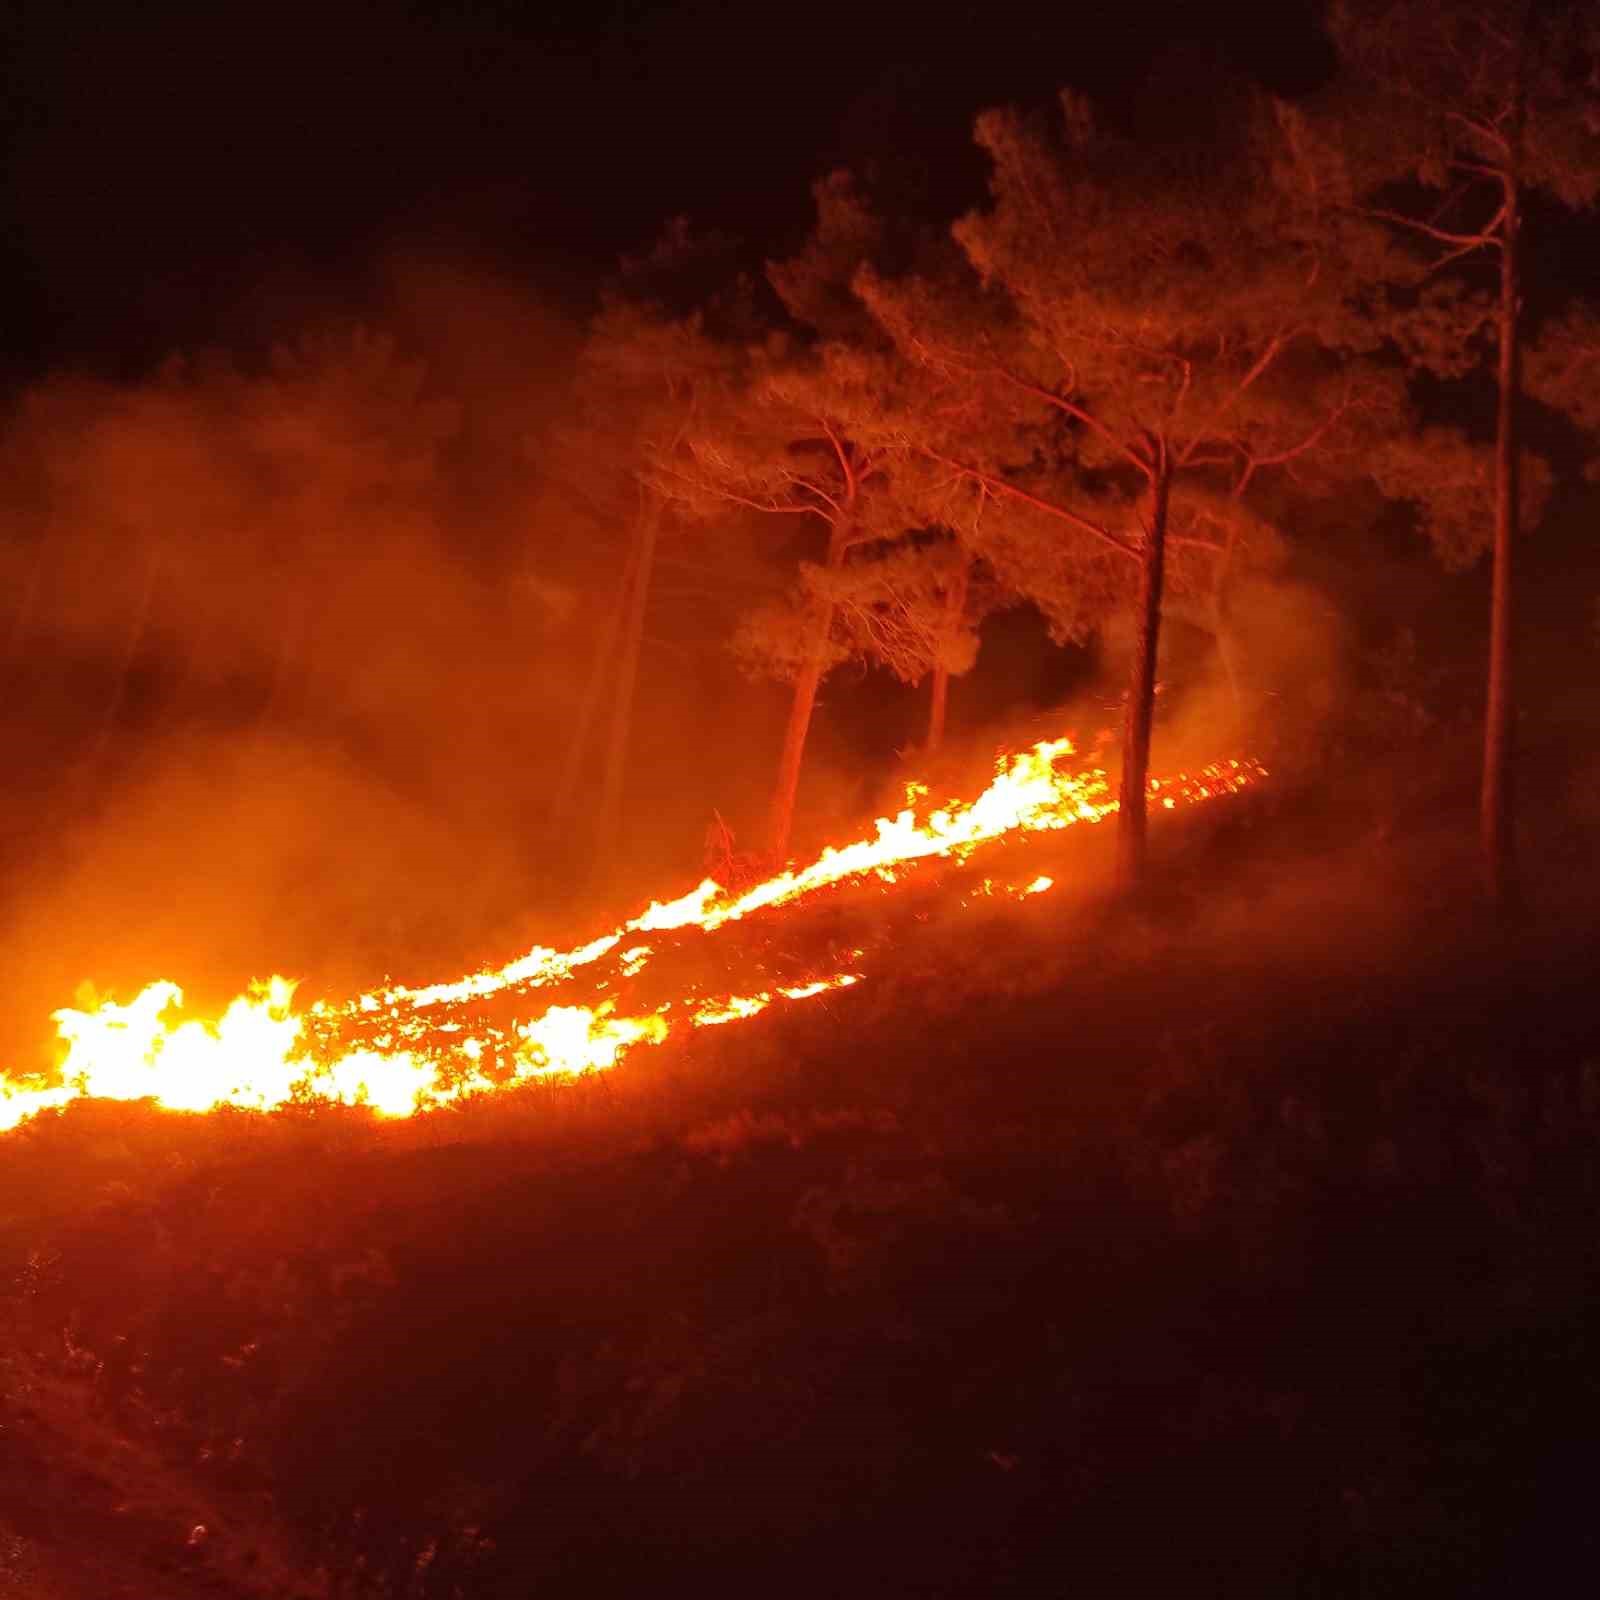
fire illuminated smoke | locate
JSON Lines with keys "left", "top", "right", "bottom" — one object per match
{"left": 0, "top": 739, "right": 1263, "bottom": 1134}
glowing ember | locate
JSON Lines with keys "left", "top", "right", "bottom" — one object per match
{"left": 0, "top": 738, "right": 1263, "bottom": 1133}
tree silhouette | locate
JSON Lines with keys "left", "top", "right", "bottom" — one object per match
{"left": 650, "top": 332, "right": 894, "bottom": 862}
{"left": 735, "top": 532, "right": 1000, "bottom": 755}
{"left": 859, "top": 80, "right": 1370, "bottom": 888}
{"left": 1292, "top": 0, "right": 1600, "bottom": 909}
{"left": 549, "top": 223, "right": 749, "bottom": 861}
{"left": 646, "top": 176, "right": 948, "bottom": 861}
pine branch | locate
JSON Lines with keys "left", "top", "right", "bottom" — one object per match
{"left": 987, "top": 364, "right": 1154, "bottom": 480}
{"left": 918, "top": 448, "right": 1139, "bottom": 561}
{"left": 1361, "top": 204, "right": 1504, "bottom": 252}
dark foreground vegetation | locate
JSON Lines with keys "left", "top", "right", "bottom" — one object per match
{"left": 4, "top": 754, "right": 1599, "bottom": 1599}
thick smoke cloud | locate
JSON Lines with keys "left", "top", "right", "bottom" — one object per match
{"left": 0, "top": 265, "right": 781, "bottom": 1066}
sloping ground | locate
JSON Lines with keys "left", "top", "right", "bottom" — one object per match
{"left": 3, "top": 789, "right": 1600, "bottom": 1597}
{"left": 0, "top": 1350, "right": 315, "bottom": 1599}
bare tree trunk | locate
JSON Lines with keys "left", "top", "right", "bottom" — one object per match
{"left": 766, "top": 522, "right": 849, "bottom": 863}
{"left": 595, "top": 492, "right": 661, "bottom": 854}
{"left": 1483, "top": 160, "right": 1521, "bottom": 915}
{"left": 550, "top": 528, "right": 641, "bottom": 830}
{"left": 1118, "top": 461, "right": 1170, "bottom": 893}
{"left": 767, "top": 645, "right": 826, "bottom": 865}
{"left": 925, "top": 558, "right": 969, "bottom": 753}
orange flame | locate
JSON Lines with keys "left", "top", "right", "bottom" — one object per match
{"left": 0, "top": 739, "right": 1263, "bottom": 1133}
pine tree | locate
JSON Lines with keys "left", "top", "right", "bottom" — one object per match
{"left": 859, "top": 79, "right": 1372, "bottom": 888}
{"left": 1290, "top": 0, "right": 1600, "bottom": 909}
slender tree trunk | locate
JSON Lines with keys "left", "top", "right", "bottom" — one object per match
{"left": 1118, "top": 461, "right": 1170, "bottom": 892}
{"left": 595, "top": 493, "right": 661, "bottom": 854}
{"left": 766, "top": 521, "right": 849, "bottom": 863}
{"left": 550, "top": 527, "right": 641, "bottom": 829}
{"left": 925, "top": 558, "right": 969, "bottom": 753}
{"left": 767, "top": 642, "right": 827, "bottom": 865}
{"left": 1483, "top": 161, "right": 1521, "bottom": 914}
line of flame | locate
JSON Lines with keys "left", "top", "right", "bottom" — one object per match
{"left": 0, "top": 740, "right": 1262, "bottom": 1134}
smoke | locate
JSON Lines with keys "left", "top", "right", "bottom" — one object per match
{"left": 1172, "top": 571, "right": 1349, "bottom": 766}
{"left": 0, "top": 256, "right": 842, "bottom": 1071}
{"left": 2, "top": 241, "right": 1587, "bottom": 1083}
{"left": 0, "top": 290, "right": 533, "bottom": 1050}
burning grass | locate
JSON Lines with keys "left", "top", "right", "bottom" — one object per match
{"left": 0, "top": 736, "right": 1263, "bottom": 1135}
{"left": 4, "top": 803, "right": 1600, "bottom": 1598}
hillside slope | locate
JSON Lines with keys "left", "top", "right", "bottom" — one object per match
{"left": 3, "top": 789, "right": 1599, "bottom": 1597}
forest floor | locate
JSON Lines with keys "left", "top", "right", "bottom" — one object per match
{"left": 2, "top": 751, "right": 1598, "bottom": 1597}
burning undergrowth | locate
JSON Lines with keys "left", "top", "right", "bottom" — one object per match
{"left": 0, "top": 736, "right": 1264, "bottom": 1134}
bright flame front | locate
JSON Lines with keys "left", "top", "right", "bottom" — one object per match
{"left": 0, "top": 740, "right": 1263, "bottom": 1134}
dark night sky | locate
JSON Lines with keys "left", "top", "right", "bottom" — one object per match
{"left": 0, "top": 0, "right": 1333, "bottom": 377}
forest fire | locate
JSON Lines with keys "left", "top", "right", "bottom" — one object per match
{"left": 0, "top": 738, "right": 1262, "bottom": 1135}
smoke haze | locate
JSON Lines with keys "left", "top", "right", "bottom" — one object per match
{"left": 1, "top": 251, "right": 1595, "bottom": 1078}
